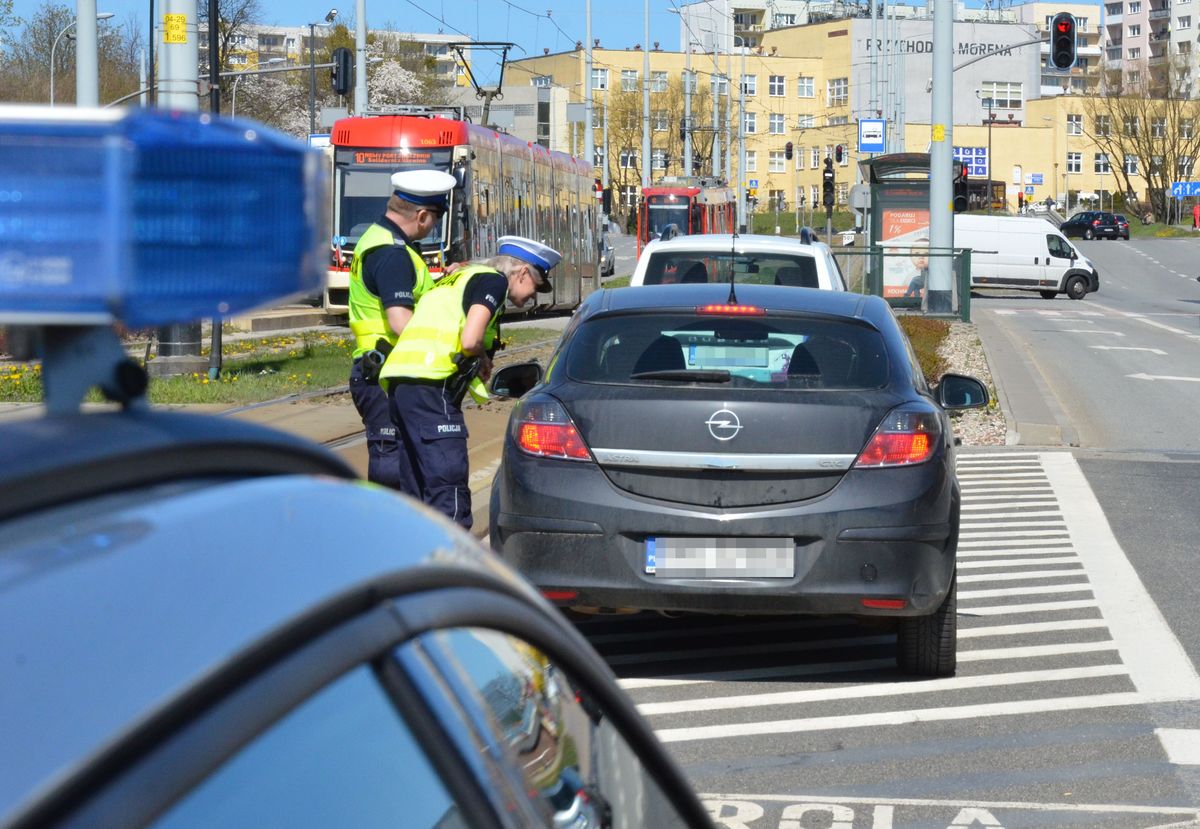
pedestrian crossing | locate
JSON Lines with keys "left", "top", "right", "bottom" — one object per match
{"left": 572, "top": 450, "right": 1200, "bottom": 811}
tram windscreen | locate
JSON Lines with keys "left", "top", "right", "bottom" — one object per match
{"left": 645, "top": 196, "right": 691, "bottom": 238}
{"left": 334, "top": 148, "right": 454, "bottom": 249}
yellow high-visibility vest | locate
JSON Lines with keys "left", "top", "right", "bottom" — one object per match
{"left": 348, "top": 222, "right": 433, "bottom": 358}
{"left": 379, "top": 264, "right": 505, "bottom": 402}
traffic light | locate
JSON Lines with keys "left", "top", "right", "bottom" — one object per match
{"left": 834, "top": 144, "right": 844, "bottom": 164}
{"left": 330, "top": 47, "right": 353, "bottom": 96}
{"left": 953, "top": 161, "right": 969, "bottom": 212}
{"left": 679, "top": 118, "right": 687, "bottom": 143}
{"left": 1049, "top": 12, "right": 1077, "bottom": 71}
{"left": 785, "top": 141, "right": 794, "bottom": 161}
{"left": 822, "top": 157, "right": 835, "bottom": 208}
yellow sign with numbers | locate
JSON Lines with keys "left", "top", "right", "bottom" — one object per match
{"left": 163, "top": 14, "right": 187, "bottom": 44}
{"left": 932, "top": 124, "right": 945, "bottom": 142}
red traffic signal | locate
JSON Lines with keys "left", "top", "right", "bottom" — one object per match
{"left": 784, "top": 141, "right": 794, "bottom": 160}
{"left": 1050, "top": 12, "right": 1077, "bottom": 70}
{"left": 834, "top": 144, "right": 844, "bottom": 163}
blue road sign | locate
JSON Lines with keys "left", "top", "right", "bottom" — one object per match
{"left": 859, "top": 119, "right": 886, "bottom": 154}
{"left": 1171, "top": 181, "right": 1200, "bottom": 198}
{"left": 1031, "top": 173, "right": 1044, "bottom": 185}
{"left": 748, "top": 178, "right": 759, "bottom": 188}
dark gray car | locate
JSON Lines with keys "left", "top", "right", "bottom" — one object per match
{"left": 489, "top": 284, "right": 987, "bottom": 677}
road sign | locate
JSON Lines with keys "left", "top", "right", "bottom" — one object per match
{"left": 1170, "top": 181, "right": 1200, "bottom": 198}
{"left": 859, "top": 119, "right": 886, "bottom": 154}
{"left": 1025, "top": 185, "right": 1035, "bottom": 195}
{"left": 1031, "top": 173, "right": 1044, "bottom": 185}
{"left": 748, "top": 179, "right": 759, "bottom": 188}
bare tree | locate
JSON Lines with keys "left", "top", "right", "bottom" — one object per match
{"left": 198, "top": 0, "right": 263, "bottom": 81}
{"left": 1081, "top": 57, "right": 1200, "bottom": 220}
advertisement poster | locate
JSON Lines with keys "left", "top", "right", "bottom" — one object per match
{"left": 880, "top": 207, "right": 930, "bottom": 299}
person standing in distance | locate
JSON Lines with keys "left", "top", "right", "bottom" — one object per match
{"left": 379, "top": 236, "right": 559, "bottom": 528}
{"left": 347, "top": 169, "right": 457, "bottom": 490}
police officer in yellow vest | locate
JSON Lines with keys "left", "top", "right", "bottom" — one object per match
{"left": 348, "top": 169, "right": 456, "bottom": 490}
{"left": 380, "top": 236, "right": 559, "bottom": 528}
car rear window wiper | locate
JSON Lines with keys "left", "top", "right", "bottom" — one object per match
{"left": 629, "top": 369, "right": 732, "bottom": 382}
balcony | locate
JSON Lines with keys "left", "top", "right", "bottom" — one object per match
{"left": 1107, "top": 47, "right": 1124, "bottom": 60}
{"left": 1149, "top": 8, "right": 1172, "bottom": 18}
{"left": 1106, "top": 12, "right": 1124, "bottom": 24}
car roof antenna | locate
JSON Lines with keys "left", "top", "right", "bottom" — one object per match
{"left": 727, "top": 229, "right": 739, "bottom": 305}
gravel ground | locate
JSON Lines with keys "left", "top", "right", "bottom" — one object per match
{"left": 939, "top": 321, "right": 1009, "bottom": 447}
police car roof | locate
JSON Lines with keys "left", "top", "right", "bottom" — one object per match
{"left": 0, "top": 415, "right": 533, "bottom": 823}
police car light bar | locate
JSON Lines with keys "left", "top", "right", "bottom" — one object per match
{"left": 0, "top": 106, "right": 326, "bottom": 327}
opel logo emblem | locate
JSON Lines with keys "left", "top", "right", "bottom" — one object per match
{"left": 705, "top": 409, "right": 742, "bottom": 441}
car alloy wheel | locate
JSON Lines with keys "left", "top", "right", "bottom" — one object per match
{"left": 1084, "top": 228, "right": 1094, "bottom": 240}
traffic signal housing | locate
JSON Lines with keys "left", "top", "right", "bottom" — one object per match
{"left": 953, "top": 162, "right": 969, "bottom": 213}
{"left": 1049, "top": 12, "right": 1077, "bottom": 71}
{"left": 822, "top": 157, "right": 835, "bottom": 208}
{"left": 785, "top": 141, "right": 794, "bottom": 160}
{"left": 834, "top": 144, "right": 844, "bottom": 164}
{"left": 331, "top": 47, "right": 353, "bottom": 96}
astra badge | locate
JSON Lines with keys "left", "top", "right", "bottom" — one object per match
{"left": 705, "top": 409, "right": 743, "bottom": 441}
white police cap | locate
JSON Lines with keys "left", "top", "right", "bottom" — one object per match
{"left": 497, "top": 235, "right": 561, "bottom": 293}
{"left": 390, "top": 170, "right": 456, "bottom": 210}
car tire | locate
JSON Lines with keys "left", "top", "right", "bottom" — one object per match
{"left": 1083, "top": 228, "right": 1094, "bottom": 240}
{"left": 1040, "top": 290, "right": 1058, "bottom": 300}
{"left": 897, "top": 573, "right": 957, "bottom": 677}
{"left": 1065, "top": 275, "right": 1089, "bottom": 300}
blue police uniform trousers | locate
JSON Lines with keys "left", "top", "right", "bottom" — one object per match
{"left": 387, "top": 378, "right": 472, "bottom": 529}
{"left": 349, "top": 357, "right": 404, "bottom": 490}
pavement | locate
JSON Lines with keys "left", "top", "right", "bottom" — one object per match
{"left": 975, "top": 309, "right": 1079, "bottom": 448}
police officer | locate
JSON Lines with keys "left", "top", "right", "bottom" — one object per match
{"left": 348, "top": 169, "right": 456, "bottom": 489}
{"left": 380, "top": 236, "right": 559, "bottom": 528}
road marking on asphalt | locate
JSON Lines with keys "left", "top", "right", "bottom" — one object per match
{"left": 604, "top": 634, "right": 896, "bottom": 666}
{"left": 958, "top": 511, "right": 1064, "bottom": 520}
{"left": 1060, "top": 329, "right": 1126, "bottom": 335}
{"left": 959, "top": 529, "right": 1072, "bottom": 539}
{"left": 958, "top": 546, "right": 1076, "bottom": 557}
{"left": 959, "top": 583, "right": 1093, "bottom": 600}
{"left": 959, "top": 556, "right": 1080, "bottom": 569}
{"left": 958, "top": 599, "right": 1100, "bottom": 615}
{"left": 1042, "top": 452, "right": 1200, "bottom": 700}
{"left": 1091, "top": 345, "right": 1168, "bottom": 354}
{"left": 468, "top": 458, "right": 501, "bottom": 491}
{"left": 700, "top": 793, "right": 1200, "bottom": 819}
{"left": 956, "top": 618, "right": 1107, "bottom": 637}
{"left": 1155, "top": 729, "right": 1200, "bottom": 765}
{"left": 636, "top": 665, "right": 1128, "bottom": 717}
{"left": 960, "top": 502, "right": 1058, "bottom": 511}
{"left": 1127, "top": 372, "right": 1200, "bottom": 383}
{"left": 1119, "top": 312, "right": 1200, "bottom": 339}
{"left": 958, "top": 568, "right": 1084, "bottom": 583}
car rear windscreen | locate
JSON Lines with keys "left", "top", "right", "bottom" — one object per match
{"left": 642, "top": 251, "right": 819, "bottom": 288}
{"left": 565, "top": 313, "right": 889, "bottom": 389}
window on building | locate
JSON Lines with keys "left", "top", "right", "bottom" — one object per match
{"left": 532, "top": 75, "right": 551, "bottom": 88}
{"left": 619, "top": 184, "right": 638, "bottom": 207}
{"left": 1128, "top": 47, "right": 1141, "bottom": 59}
{"left": 1129, "top": 24, "right": 1141, "bottom": 36}
{"left": 797, "top": 76, "right": 814, "bottom": 97}
{"left": 229, "top": 54, "right": 247, "bottom": 65}
{"left": 1179, "top": 156, "right": 1194, "bottom": 177}
{"left": 1180, "top": 15, "right": 1193, "bottom": 28}
{"left": 744, "top": 111, "right": 757, "bottom": 133}
{"left": 776, "top": 13, "right": 797, "bottom": 24}
{"left": 1128, "top": 70, "right": 1142, "bottom": 85}
{"left": 825, "top": 144, "right": 834, "bottom": 163}
{"left": 651, "top": 149, "right": 668, "bottom": 170}
{"left": 769, "top": 150, "right": 786, "bottom": 172}
{"left": 742, "top": 74, "right": 757, "bottom": 96}
{"left": 652, "top": 110, "right": 669, "bottom": 131}
{"left": 592, "top": 68, "right": 608, "bottom": 90}
{"left": 651, "top": 71, "right": 668, "bottom": 92}
{"left": 796, "top": 149, "right": 805, "bottom": 170}
{"left": 1076, "top": 15, "right": 1089, "bottom": 29}
{"left": 1151, "top": 117, "right": 1166, "bottom": 137}
{"left": 745, "top": 150, "right": 757, "bottom": 172}
{"left": 619, "top": 148, "right": 637, "bottom": 169}
{"left": 810, "top": 184, "right": 819, "bottom": 207}
{"left": 1181, "top": 41, "right": 1194, "bottom": 54}
{"left": 836, "top": 182, "right": 848, "bottom": 205}
{"left": 1130, "top": 2, "right": 1141, "bottom": 12}
{"left": 1095, "top": 114, "right": 1112, "bottom": 136}
{"left": 621, "top": 69, "right": 638, "bottom": 92}
{"left": 711, "top": 75, "right": 728, "bottom": 96}
{"left": 1095, "top": 152, "right": 1111, "bottom": 174}
{"left": 594, "top": 145, "right": 606, "bottom": 168}
{"left": 1124, "top": 153, "right": 1139, "bottom": 174}
{"left": 811, "top": 146, "right": 820, "bottom": 167}
{"left": 1149, "top": 155, "right": 1163, "bottom": 174}
{"left": 769, "top": 113, "right": 785, "bottom": 134}
{"left": 733, "top": 11, "right": 758, "bottom": 26}
{"left": 1123, "top": 116, "right": 1140, "bottom": 136}
{"left": 1184, "top": 118, "right": 1195, "bottom": 138}
{"left": 769, "top": 74, "right": 785, "bottom": 96}
{"left": 683, "top": 71, "right": 697, "bottom": 93}
{"left": 981, "top": 80, "right": 1022, "bottom": 109}
{"left": 592, "top": 110, "right": 604, "bottom": 129}
{"left": 797, "top": 113, "right": 815, "bottom": 128}
{"left": 827, "top": 115, "right": 849, "bottom": 125}
{"left": 826, "top": 77, "right": 848, "bottom": 106}
{"left": 1067, "top": 151, "right": 1082, "bottom": 173}
{"left": 1067, "top": 114, "right": 1082, "bottom": 135}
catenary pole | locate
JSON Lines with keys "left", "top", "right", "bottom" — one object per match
{"left": 684, "top": 44, "right": 692, "bottom": 176}
{"left": 641, "top": 0, "right": 650, "bottom": 191}
{"left": 928, "top": 0, "right": 954, "bottom": 313}
{"left": 354, "top": 0, "right": 367, "bottom": 113}
{"left": 75, "top": 0, "right": 100, "bottom": 105}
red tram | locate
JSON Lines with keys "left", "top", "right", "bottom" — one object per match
{"left": 325, "top": 112, "right": 597, "bottom": 312}
{"left": 636, "top": 178, "right": 736, "bottom": 256}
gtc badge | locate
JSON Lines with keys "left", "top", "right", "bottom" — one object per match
{"left": 705, "top": 409, "right": 742, "bottom": 441}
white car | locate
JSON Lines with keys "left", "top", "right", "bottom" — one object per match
{"left": 629, "top": 232, "right": 848, "bottom": 291}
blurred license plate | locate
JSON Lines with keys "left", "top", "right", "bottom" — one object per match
{"left": 644, "top": 537, "right": 794, "bottom": 578}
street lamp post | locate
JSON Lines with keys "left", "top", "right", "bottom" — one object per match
{"left": 309, "top": 8, "right": 338, "bottom": 135}
{"left": 232, "top": 57, "right": 286, "bottom": 116}
{"left": 976, "top": 90, "right": 995, "bottom": 214}
{"left": 733, "top": 35, "right": 747, "bottom": 233}
{"left": 50, "top": 12, "right": 114, "bottom": 106}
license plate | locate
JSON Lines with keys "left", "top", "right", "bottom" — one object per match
{"left": 645, "top": 537, "right": 795, "bottom": 578}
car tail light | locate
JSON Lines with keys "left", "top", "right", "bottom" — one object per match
{"left": 853, "top": 403, "right": 942, "bottom": 468}
{"left": 696, "top": 304, "right": 766, "bottom": 316}
{"left": 1092, "top": 219, "right": 1101, "bottom": 226}
{"left": 513, "top": 396, "right": 592, "bottom": 461}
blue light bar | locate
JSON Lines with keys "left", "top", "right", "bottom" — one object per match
{"left": 0, "top": 106, "right": 326, "bottom": 327}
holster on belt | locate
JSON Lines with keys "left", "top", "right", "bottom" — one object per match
{"left": 446, "top": 353, "right": 482, "bottom": 407}
{"left": 359, "top": 338, "right": 393, "bottom": 384}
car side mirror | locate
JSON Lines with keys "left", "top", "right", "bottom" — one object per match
{"left": 490, "top": 361, "right": 543, "bottom": 399}
{"left": 937, "top": 373, "right": 988, "bottom": 410}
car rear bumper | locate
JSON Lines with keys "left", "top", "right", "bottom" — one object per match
{"left": 490, "top": 454, "right": 958, "bottom": 617}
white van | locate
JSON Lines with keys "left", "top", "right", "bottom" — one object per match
{"left": 955, "top": 214, "right": 1100, "bottom": 300}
